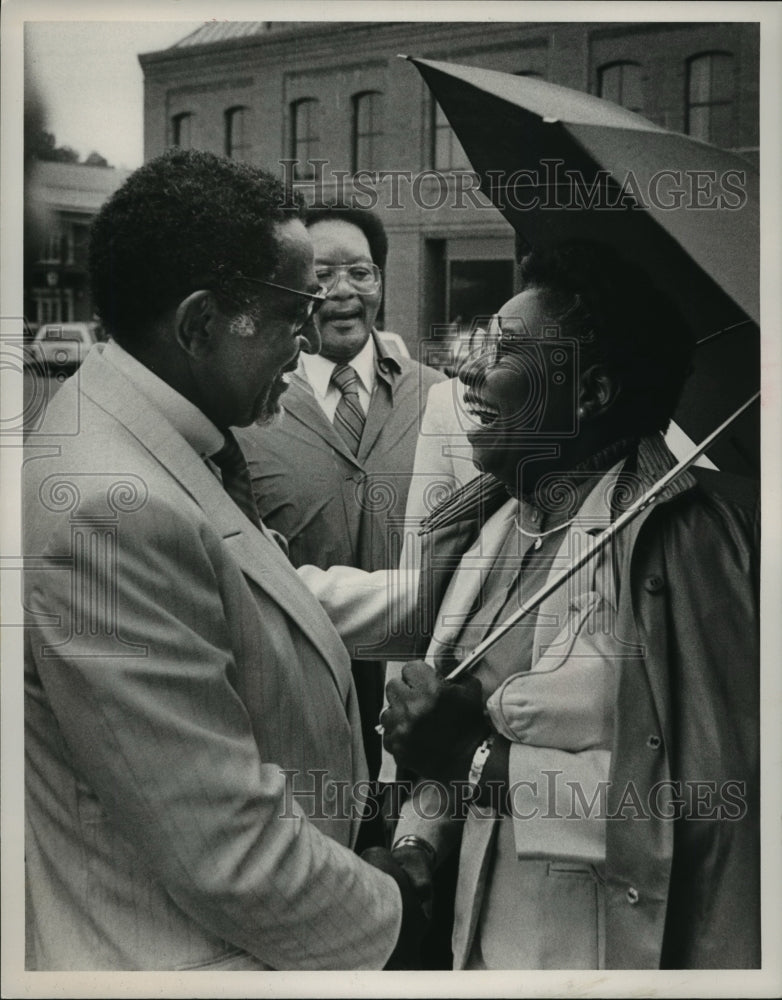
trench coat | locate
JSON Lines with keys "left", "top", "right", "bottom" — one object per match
{"left": 395, "top": 436, "right": 760, "bottom": 968}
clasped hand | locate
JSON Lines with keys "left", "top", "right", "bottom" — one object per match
{"left": 381, "top": 660, "right": 488, "bottom": 781}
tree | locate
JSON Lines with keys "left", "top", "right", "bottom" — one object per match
{"left": 25, "top": 122, "right": 111, "bottom": 167}
{"left": 84, "top": 151, "right": 110, "bottom": 168}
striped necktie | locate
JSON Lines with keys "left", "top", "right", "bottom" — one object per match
{"left": 211, "top": 430, "right": 262, "bottom": 530}
{"left": 331, "top": 364, "right": 366, "bottom": 456}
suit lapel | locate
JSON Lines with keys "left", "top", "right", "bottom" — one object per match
{"left": 282, "top": 374, "right": 363, "bottom": 469}
{"left": 78, "top": 349, "right": 351, "bottom": 693}
{"left": 357, "top": 379, "right": 392, "bottom": 460}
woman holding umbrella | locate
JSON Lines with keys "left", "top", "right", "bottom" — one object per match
{"left": 380, "top": 240, "right": 759, "bottom": 970}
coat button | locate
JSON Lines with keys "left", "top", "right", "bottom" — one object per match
{"left": 647, "top": 734, "right": 662, "bottom": 750}
{"left": 626, "top": 887, "right": 640, "bottom": 905}
{"left": 644, "top": 574, "right": 665, "bottom": 593}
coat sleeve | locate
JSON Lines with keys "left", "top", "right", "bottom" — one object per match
{"left": 27, "top": 493, "right": 401, "bottom": 970}
{"left": 298, "top": 563, "right": 420, "bottom": 659}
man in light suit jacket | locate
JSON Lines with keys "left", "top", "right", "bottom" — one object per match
{"left": 237, "top": 205, "right": 444, "bottom": 796}
{"left": 23, "top": 150, "right": 425, "bottom": 971}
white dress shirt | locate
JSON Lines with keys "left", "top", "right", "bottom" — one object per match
{"left": 298, "top": 335, "right": 377, "bottom": 420}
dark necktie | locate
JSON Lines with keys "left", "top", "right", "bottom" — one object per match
{"left": 211, "top": 430, "right": 262, "bottom": 530}
{"left": 331, "top": 364, "right": 366, "bottom": 456}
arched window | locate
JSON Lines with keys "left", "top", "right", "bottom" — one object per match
{"left": 224, "top": 106, "right": 250, "bottom": 160}
{"left": 431, "top": 100, "right": 471, "bottom": 172}
{"left": 290, "top": 98, "right": 320, "bottom": 180}
{"left": 171, "top": 112, "right": 194, "bottom": 149}
{"left": 598, "top": 61, "right": 643, "bottom": 112}
{"left": 686, "top": 51, "right": 735, "bottom": 146}
{"left": 352, "top": 91, "right": 383, "bottom": 172}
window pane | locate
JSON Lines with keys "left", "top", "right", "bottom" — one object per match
{"left": 688, "top": 105, "right": 710, "bottom": 142}
{"left": 451, "top": 134, "right": 471, "bottom": 171}
{"left": 599, "top": 63, "right": 642, "bottom": 111}
{"left": 686, "top": 53, "right": 734, "bottom": 145}
{"left": 433, "top": 101, "right": 470, "bottom": 170}
{"left": 292, "top": 100, "right": 320, "bottom": 179}
{"left": 688, "top": 55, "right": 711, "bottom": 104}
{"left": 226, "top": 107, "right": 249, "bottom": 159}
{"left": 599, "top": 65, "right": 622, "bottom": 104}
{"left": 356, "top": 94, "right": 371, "bottom": 132}
{"left": 172, "top": 114, "right": 193, "bottom": 149}
{"left": 448, "top": 259, "right": 514, "bottom": 333}
{"left": 353, "top": 92, "right": 383, "bottom": 171}
{"left": 621, "top": 65, "right": 643, "bottom": 112}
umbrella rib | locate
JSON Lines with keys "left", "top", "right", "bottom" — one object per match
{"left": 697, "top": 319, "right": 757, "bottom": 347}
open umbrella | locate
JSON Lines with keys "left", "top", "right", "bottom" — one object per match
{"left": 405, "top": 56, "right": 760, "bottom": 476}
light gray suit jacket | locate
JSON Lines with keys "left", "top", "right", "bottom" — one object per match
{"left": 23, "top": 345, "right": 400, "bottom": 971}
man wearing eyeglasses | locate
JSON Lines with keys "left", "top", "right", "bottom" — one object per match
{"left": 237, "top": 205, "right": 444, "bottom": 828}
{"left": 23, "top": 150, "right": 428, "bottom": 971}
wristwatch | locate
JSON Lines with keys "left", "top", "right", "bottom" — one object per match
{"left": 467, "top": 734, "right": 495, "bottom": 789}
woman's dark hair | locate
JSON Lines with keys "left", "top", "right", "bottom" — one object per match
{"left": 519, "top": 240, "right": 696, "bottom": 434}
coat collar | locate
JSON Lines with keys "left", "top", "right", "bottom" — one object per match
{"left": 420, "top": 433, "right": 697, "bottom": 536}
{"left": 422, "top": 434, "right": 697, "bottom": 672}
{"left": 277, "top": 330, "right": 403, "bottom": 467}
{"left": 75, "top": 347, "right": 351, "bottom": 696}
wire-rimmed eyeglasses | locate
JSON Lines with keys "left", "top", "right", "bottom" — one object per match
{"left": 238, "top": 275, "right": 328, "bottom": 332}
{"left": 314, "top": 263, "right": 382, "bottom": 294}
{"left": 465, "top": 296, "right": 591, "bottom": 367}
{"left": 465, "top": 314, "right": 533, "bottom": 366}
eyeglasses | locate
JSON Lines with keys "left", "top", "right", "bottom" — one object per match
{"left": 467, "top": 315, "right": 531, "bottom": 366}
{"left": 314, "top": 263, "right": 382, "bottom": 294}
{"left": 467, "top": 298, "right": 592, "bottom": 367}
{"left": 239, "top": 276, "right": 328, "bottom": 331}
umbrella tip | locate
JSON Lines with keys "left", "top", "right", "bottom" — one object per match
{"left": 397, "top": 53, "right": 411, "bottom": 60}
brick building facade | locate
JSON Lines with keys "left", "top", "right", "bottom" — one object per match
{"left": 140, "top": 21, "right": 759, "bottom": 355}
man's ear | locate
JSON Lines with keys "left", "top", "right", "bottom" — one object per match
{"left": 578, "top": 364, "right": 620, "bottom": 420}
{"left": 174, "top": 289, "right": 219, "bottom": 359}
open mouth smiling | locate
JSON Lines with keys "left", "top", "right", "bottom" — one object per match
{"left": 322, "top": 307, "right": 362, "bottom": 323}
{"left": 463, "top": 391, "right": 501, "bottom": 426}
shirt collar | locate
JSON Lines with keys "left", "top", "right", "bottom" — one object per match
{"left": 299, "top": 332, "right": 384, "bottom": 398}
{"left": 102, "top": 339, "right": 224, "bottom": 459}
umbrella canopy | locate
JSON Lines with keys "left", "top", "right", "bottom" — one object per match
{"left": 407, "top": 56, "right": 760, "bottom": 476}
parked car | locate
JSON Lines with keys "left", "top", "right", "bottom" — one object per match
{"left": 27, "top": 322, "right": 104, "bottom": 374}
